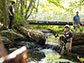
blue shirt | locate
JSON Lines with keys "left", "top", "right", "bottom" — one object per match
{"left": 73, "top": 15, "right": 80, "bottom": 25}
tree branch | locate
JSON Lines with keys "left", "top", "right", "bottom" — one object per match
{"left": 25, "top": 0, "right": 33, "bottom": 19}
{"left": 26, "top": 0, "right": 36, "bottom": 20}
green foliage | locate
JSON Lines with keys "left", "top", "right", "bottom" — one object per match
{"left": 0, "top": 0, "right": 3, "bottom": 9}
{"left": 14, "top": 13, "right": 26, "bottom": 26}
{"left": 39, "top": 0, "right": 65, "bottom": 13}
{"left": 30, "top": 25, "right": 65, "bottom": 33}
{"left": 48, "top": 0, "right": 65, "bottom": 9}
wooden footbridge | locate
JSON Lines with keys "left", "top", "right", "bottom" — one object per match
{"left": 27, "top": 13, "right": 84, "bottom": 25}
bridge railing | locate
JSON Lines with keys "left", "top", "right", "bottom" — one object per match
{"left": 28, "top": 13, "right": 84, "bottom": 22}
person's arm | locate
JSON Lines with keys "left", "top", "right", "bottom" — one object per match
{"left": 79, "top": 20, "right": 83, "bottom": 26}
{"left": 8, "top": 10, "right": 12, "bottom": 16}
{"left": 72, "top": 20, "right": 74, "bottom": 26}
{"left": 8, "top": 6, "right": 13, "bottom": 16}
{"left": 59, "top": 39, "right": 64, "bottom": 46}
{"left": 72, "top": 16, "right": 75, "bottom": 26}
{"left": 69, "top": 37, "right": 72, "bottom": 51}
{"left": 77, "top": 56, "right": 83, "bottom": 63}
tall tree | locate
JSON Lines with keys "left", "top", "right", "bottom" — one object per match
{"left": 21, "top": 0, "right": 24, "bottom": 16}
{"left": 2, "top": 0, "right": 7, "bottom": 29}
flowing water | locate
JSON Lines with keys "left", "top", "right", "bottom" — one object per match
{"left": 9, "top": 33, "right": 81, "bottom": 63}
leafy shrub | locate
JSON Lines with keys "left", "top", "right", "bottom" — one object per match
{"left": 13, "top": 13, "right": 26, "bottom": 26}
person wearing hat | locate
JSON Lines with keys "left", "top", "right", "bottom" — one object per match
{"left": 60, "top": 25, "right": 73, "bottom": 55}
{"left": 72, "top": 11, "right": 83, "bottom": 32}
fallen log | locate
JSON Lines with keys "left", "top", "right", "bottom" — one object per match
{"left": 3, "top": 46, "right": 27, "bottom": 63}
{"left": 15, "top": 26, "right": 46, "bottom": 45}
{"left": 72, "top": 45, "right": 84, "bottom": 54}
{"left": 72, "top": 32, "right": 84, "bottom": 45}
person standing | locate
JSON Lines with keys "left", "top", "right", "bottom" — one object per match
{"left": 8, "top": 1, "right": 15, "bottom": 31}
{"left": 60, "top": 25, "right": 73, "bottom": 55}
{"left": 72, "top": 11, "right": 83, "bottom": 32}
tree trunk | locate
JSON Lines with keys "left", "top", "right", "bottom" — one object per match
{"left": 21, "top": 0, "right": 24, "bottom": 16}
{"left": 2, "top": 0, "right": 8, "bottom": 29}
{"left": 36, "top": 0, "right": 39, "bottom": 12}
{"left": 15, "top": 26, "right": 46, "bottom": 45}
{"left": 16, "top": 0, "right": 19, "bottom": 12}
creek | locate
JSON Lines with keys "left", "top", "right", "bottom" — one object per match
{"left": 9, "top": 33, "right": 81, "bottom": 63}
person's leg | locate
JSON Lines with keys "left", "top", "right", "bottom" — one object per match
{"left": 8, "top": 16, "right": 14, "bottom": 29}
{"left": 78, "top": 25, "right": 82, "bottom": 32}
{"left": 66, "top": 43, "right": 70, "bottom": 55}
{"left": 61, "top": 44, "right": 65, "bottom": 55}
{"left": 74, "top": 25, "right": 77, "bottom": 32}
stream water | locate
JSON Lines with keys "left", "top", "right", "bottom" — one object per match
{"left": 9, "top": 33, "right": 81, "bottom": 63}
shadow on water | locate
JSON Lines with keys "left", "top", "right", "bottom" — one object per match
{"left": 9, "top": 33, "right": 83, "bottom": 63}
